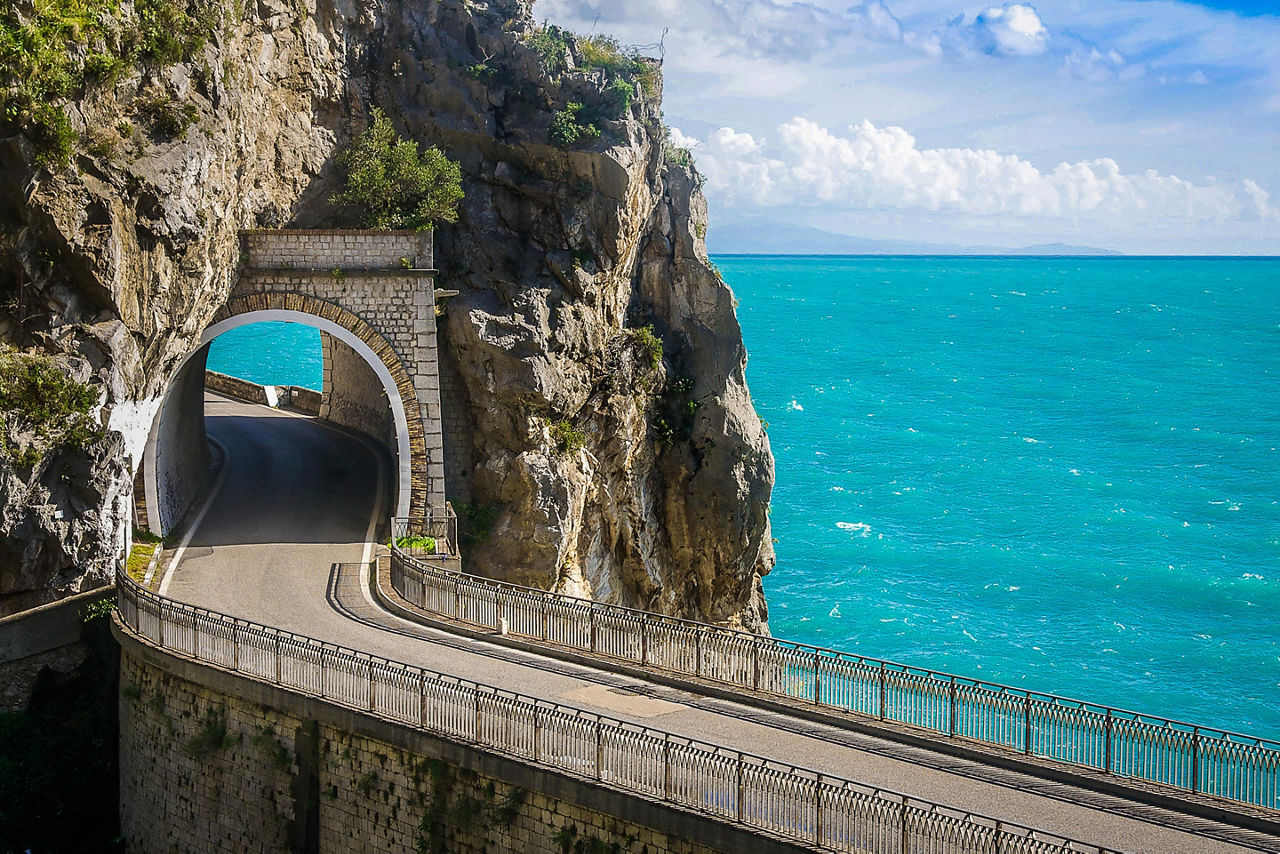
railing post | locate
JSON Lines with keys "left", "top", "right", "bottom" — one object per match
{"left": 808, "top": 650, "right": 819, "bottom": 706}
{"left": 1104, "top": 710, "right": 1113, "bottom": 773}
{"left": 994, "top": 820, "right": 1003, "bottom": 854}
{"left": 949, "top": 676, "right": 958, "bottom": 737}
{"left": 419, "top": 672, "right": 428, "bottom": 729}
{"left": 640, "top": 618, "right": 648, "bottom": 665}
{"left": 318, "top": 648, "right": 326, "bottom": 699}
{"left": 1023, "top": 695, "right": 1033, "bottom": 755}
{"left": 1191, "top": 727, "right": 1200, "bottom": 794}
{"left": 900, "top": 798, "right": 910, "bottom": 854}
{"left": 474, "top": 688, "right": 481, "bottom": 742}
{"left": 590, "top": 606, "right": 598, "bottom": 653}
{"left": 595, "top": 719, "right": 603, "bottom": 781}
{"left": 752, "top": 639, "right": 761, "bottom": 691}
{"left": 736, "top": 753, "right": 744, "bottom": 822}
{"left": 274, "top": 635, "right": 282, "bottom": 684}
{"left": 232, "top": 619, "right": 239, "bottom": 671}
{"left": 813, "top": 649, "right": 821, "bottom": 704}
{"left": 454, "top": 576, "right": 462, "bottom": 620}
{"left": 879, "top": 661, "right": 887, "bottom": 720}
{"left": 533, "top": 706, "right": 541, "bottom": 763}
{"left": 814, "top": 773, "right": 824, "bottom": 845}
{"left": 663, "top": 734, "right": 672, "bottom": 799}
{"left": 368, "top": 660, "right": 376, "bottom": 712}
{"left": 696, "top": 628, "right": 703, "bottom": 677}
{"left": 541, "top": 596, "right": 548, "bottom": 642}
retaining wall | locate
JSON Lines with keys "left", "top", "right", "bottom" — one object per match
{"left": 117, "top": 628, "right": 804, "bottom": 854}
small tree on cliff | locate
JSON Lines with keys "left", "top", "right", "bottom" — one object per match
{"left": 330, "top": 110, "right": 464, "bottom": 231}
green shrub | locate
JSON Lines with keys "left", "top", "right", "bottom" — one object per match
{"left": 549, "top": 419, "right": 585, "bottom": 455}
{"left": 393, "top": 535, "right": 437, "bottom": 553}
{"left": 457, "top": 502, "right": 498, "bottom": 545}
{"left": 29, "top": 103, "right": 77, "bottom": 170}
{"left": 0, "top": 345, "right": 102, "bottom": 471}
{"left": 548, "top": 102, "right": 600, "bottom": 148}
{"left": 606, "top": 77, "right": 633, "bottom": 118}
{"left": 330, "top": 109, "right": 464, "bottom": 231}
{"left": 527, "top": 25, "right": 572, "bottom": 73}
{"left": 137, "top": 94, "right": 198, "bottom": 139}
{"left": 625, "top": 325, "right": 663, "bottom": 372}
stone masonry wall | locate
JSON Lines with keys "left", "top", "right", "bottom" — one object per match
{"left": 119, "top": 650, "right": 728, "bottom": 854}
{"left": 245, "top": 229, "right": 433, "bottom": 271}
{"left": 320, "top": 332, "right": 396, "bottom": 452}
{"left": 230, "top": 230, "right": 446, "bottom": 510}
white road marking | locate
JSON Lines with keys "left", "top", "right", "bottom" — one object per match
{"left": 158, "top": 437, "right": 228, "bottom": 597}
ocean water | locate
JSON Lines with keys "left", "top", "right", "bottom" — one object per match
{"left": 208, "top": 257, "right": 1280, "bottom": 739}
{"left": 725, "top": 255, "right": 1280, "bottom": 739}
{"left": 207, "top": 322, "right": 323, "bottom": 390}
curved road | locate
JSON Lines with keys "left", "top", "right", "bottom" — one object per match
{"left": 162, "top": 393, "right": 1273, "bottom": 854}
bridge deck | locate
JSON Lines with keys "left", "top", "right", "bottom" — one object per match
{"left": 161, "top": 394, "right": 1277, "bottom": 853}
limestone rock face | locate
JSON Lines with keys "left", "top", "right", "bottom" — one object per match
{"left": 0, "top": 0, "right": 774, "bottom": 627}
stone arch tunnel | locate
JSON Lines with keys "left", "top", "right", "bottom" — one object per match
{"left": 136, "top": 230, "right": 457, "bottom": 538}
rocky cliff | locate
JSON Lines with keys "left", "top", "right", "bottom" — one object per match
{"left": 0, "top": 0, "right": 774, "bottom": 627}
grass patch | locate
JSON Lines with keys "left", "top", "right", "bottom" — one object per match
{"left": 125, "top": 541, "right": 159, "bottom": 582}
{"left": 549, "top": 419, "right": 585, "bottom": 455}
{"left": 527, "top": 24, "right": 572, "bottom": 73}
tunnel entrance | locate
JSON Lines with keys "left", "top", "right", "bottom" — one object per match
{"left": 134, "top": 230, "right": 450, "bottom": 539}
{"left": 140, "top": 313, "right": 410, "bottom": 538}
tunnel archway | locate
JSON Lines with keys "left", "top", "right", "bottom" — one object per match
{"left": 142, "top": 293, "right": 431, "bottom": 536}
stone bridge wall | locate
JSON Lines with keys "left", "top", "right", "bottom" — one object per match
{"left": 116, "top": 633, "right": 786, "bottom": 854}
{"left": 233, "top": 230, "right": 445, "bottom": 512}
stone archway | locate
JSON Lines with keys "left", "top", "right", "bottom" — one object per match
{"left": 139, "top": 230, "right": 447, "bottom": 536}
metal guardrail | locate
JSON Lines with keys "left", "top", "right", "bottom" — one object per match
{"left": 388, "top": 528, "right": 1280, "bottom": 813}
{"left": 116, "top": 572, "right": 1110, "bottom": 853}
{"left": 394, "top": 511, "right": 458, "bottom": 557}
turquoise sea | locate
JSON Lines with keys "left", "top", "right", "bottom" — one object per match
{"left": 209, "top": 256, "right": 1280, "bottom": 739}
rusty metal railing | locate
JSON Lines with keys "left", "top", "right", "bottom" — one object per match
{"left": 116, "top": 571, "right": 1112, "bottom": 853}
{"left": 388, "top": 527, "right": 1280, "bottom": 813}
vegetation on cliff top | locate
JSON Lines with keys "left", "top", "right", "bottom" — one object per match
{"left": 330, "top": 109, "right": 465, "bottom": 232}
{"left": 0, "top": 345, "right": 103, "bottom": 471}
{"left": 0, "top": 0, "right": 221, "bottom": 170}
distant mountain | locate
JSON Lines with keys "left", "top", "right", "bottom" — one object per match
{"left": 706, "top": 218, "right": 1122, "bottom": 256}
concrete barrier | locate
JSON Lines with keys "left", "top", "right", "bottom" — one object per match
{"left": 205, "top": 371, "right": 321, "bottom": 415}
{"left": 0, "top": 586, "right": 113, "bottom": 663}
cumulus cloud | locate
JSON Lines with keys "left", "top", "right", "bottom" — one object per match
{"left": 681, "top": 118, "right": 1279, "bottom": 225}
{"left": 947, "top": 4, "right": 1050, "bottom": 57}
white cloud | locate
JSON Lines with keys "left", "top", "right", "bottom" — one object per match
{"left": 947, "top": 4, "right": 1050, "bottom": 57}
{"left": 683, "top": 117, "right": 1279, "bottom": 225}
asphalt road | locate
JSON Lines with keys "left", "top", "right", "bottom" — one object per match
{"left": 161, "top": 393, "right": 1274, "bottom": 854}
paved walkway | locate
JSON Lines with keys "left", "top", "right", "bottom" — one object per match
{"left": 162, "top": 394, "right": 1279, "bottom": 853}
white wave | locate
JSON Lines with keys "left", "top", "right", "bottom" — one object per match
{"left": 1241, "top": 573, "right": 1264, "bottom": 580}
{"left": 1022, "top": 436, "right": 1040, "bottom": 444}
{"left": 1069, "top": 468, "right": 1081, "bottom": 476}
{"left": 829, "top": 603, "right": 842, "bottom": 618}
{"left": 836, "top": 521, "right": 873, "bottom": 537}
{"left": 1009, "top": 291, "right": 1027, "bottom": 297}
{"left": 962, "top": 629, "right": 979, "bottom": 643}
{"left": 830, "top": 486, "right": 846, "bottom": 492}
{"left": 787, "top": 399, "right": 804, "bottom": 411}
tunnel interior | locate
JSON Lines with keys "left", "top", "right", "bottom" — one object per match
{"left": 139, "top": 317, "right": 405, "bottom": 539}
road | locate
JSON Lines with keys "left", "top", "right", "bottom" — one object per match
{"left": 162, "top": 393, "right": 1276, "bottom": 854}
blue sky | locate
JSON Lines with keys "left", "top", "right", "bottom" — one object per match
{"left": 541, "top": 0, "right": 1280, "bottom": 253}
